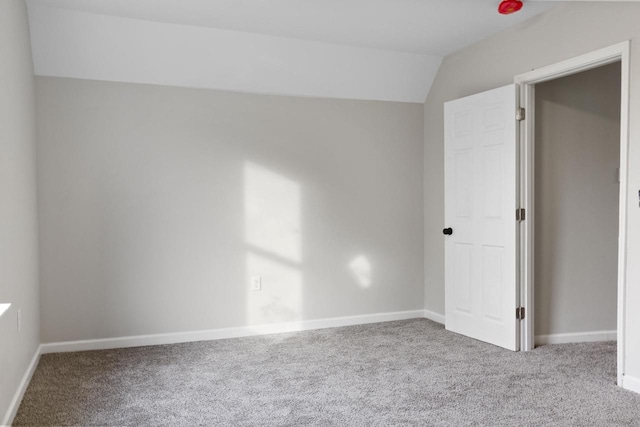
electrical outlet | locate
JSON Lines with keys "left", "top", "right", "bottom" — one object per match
{"left": 17, "top": 309, "right": 21, "bottom": 332}
{"left": 251, "top": 276, "right": 262, "bottom": 291}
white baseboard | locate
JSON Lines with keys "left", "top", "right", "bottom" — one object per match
{"left": 41, "top": 309, "right": 425, "bottom": 354}
{"left": 423, "top": 309, "right": 445, "bottom": 325}
{"left": 622, "top": 374, "right": 640, "bottom": 394}
{"left": 535, "top": 330, "right": 617, "bottom": 345}
{"left": 1, "top": 345, "right": 42, "bottom": 427}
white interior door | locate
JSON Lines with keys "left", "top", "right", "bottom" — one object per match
{"left": 444, "top": 84, "right": 518, "bottom": 351}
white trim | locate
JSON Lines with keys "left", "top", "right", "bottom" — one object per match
{"left": 514, "top": 40, "right": 630, "bottom": 387}
{"left": 622, "top": 375, "right": 640, "bottom": 394}
{"left": 516, "top": 83, "right": 528, "bottom": 351}
{"left": 514, "top": 42, "right": 627, "bottom": 85}
{"left": 423, "top": 309, "right": 445, "bottom": 325}
{"left": 535, "top": 330, "right": 617, "bottom": 346}
{"left": 1, "top": 345, "right": 42, "bottom": 427}
{"left": 616, "top": 40, "right": 631, "bottom": 391}
{"left": 40, "top": 310, "right": 425, "bottom": 354}
{"left": 518, "top": 82, "right": 535, "bottom": 352}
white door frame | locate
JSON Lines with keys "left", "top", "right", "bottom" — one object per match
{"left": 514, "top": 41, "right": 630, "bottom": 386}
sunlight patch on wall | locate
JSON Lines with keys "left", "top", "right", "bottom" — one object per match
{"left": 244, "top": 161, "right": 303, "bottom": 326}
{"left": 246, "top": 253, "right": 302, "bottom": 326}
{"left": 349, "top": 255, "right": 372, "bottom": 289}
{"left": 244, "top": 162, "right": 301, "bottom": 262}
{"left": 0, "top": 303, "right": 10, "bottom": 318}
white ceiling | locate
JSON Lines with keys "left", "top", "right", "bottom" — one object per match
{"left": 25, "top": 0, "right": 560, "bottom": 102}
{"left": 28, "top": 0, "right": 555, "bottom": 56}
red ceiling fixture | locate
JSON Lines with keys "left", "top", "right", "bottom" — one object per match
{"left": 498, "top": 0, "right": 523, "bottom": 15}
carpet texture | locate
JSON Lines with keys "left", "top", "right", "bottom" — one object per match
{"left": 13, "top": 319, "right": 640, "bottom": 426}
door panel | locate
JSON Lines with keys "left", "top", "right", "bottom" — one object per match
{"left": 444, "top": 84, "right": 518, "bottom": 351}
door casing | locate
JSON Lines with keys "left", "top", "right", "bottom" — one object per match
{"left": 514, "top": 41, "right": 630, "bottom": 388}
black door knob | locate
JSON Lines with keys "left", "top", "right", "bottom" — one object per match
{"left": 443, "top": 227, "right": 453, "bottom": 236}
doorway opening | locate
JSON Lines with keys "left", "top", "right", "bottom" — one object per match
{"left": 533, "top": 62, "right": 620, "bottom": 347}
{"left": 516, "top": 41, "right": 630, "bottom": 387}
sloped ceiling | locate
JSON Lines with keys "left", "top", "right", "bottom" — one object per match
{"left": 26, "top": 0, "right": 556, "bottom": 102}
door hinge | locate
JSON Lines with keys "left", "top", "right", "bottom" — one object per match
{"left": 516, "top": 307, "right": 525, "bottom": 320}
{"left": 516, "top": 208, "right": 526, "bottom": 222}
{"left": 516, "top": 107, "right": 526, "bottom": 121}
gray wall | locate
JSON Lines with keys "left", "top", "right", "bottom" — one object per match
{"left": 36, "top": 77, "right": 424, "bottom": 343}
{"left": 423, "top": 2, "right": 640, "bottom": 381}
{"left": 0, "top": 0, "right": 40, "bottom": 423}
{"left": 534, "top": 63, "right": 620, "bottom": 336}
